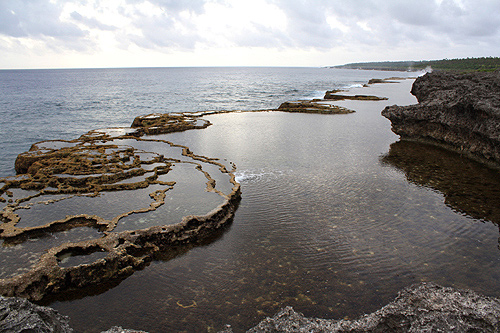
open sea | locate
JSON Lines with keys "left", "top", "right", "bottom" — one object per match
{"left": 2, "top": 67, "right": 500, "bottom": 332}
{"left": 0, "top": 67, "right": 403, "bottom": 177}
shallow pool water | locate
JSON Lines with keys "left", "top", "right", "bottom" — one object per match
{"left": 48, "top": 80, "right": 500, "bottom": 332}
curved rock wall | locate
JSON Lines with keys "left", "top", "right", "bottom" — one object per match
{"left": 382, "top": 71, "right": 500, "bottom": 168}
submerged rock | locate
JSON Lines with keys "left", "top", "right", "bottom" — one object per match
{"left": 0, "top": 295, "right": 145, "bottom": 332}
{"left": 5, "top": 282, "right": 499, "bottom": 332}
{"left": 381, "top": 140, "right": 500, "bottom": 225}
{"left": 242, "top": 282, "right": 500, "bottom": 332}
{"left": 382, "top": 70, "right": 500, "bottom": 169}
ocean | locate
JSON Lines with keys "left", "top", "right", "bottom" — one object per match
{"left": 2, "top": 67, "right": 500, "bottom": 332}
{"left": 0, "top": 67, "right": 411, "bottom": 177}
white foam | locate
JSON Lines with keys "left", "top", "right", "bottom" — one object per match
{"left": 345, "top": 83, "right": 364, "bottom": 89}
{"left": 234, "top": 169, "right": 289, "bottom": 183}
{"left": 234, "top": 171, "right": 265, "bottom": 183}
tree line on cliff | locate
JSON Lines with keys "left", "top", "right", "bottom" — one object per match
{"left": 331, "top": 57, "right": 500, "bottom": 72}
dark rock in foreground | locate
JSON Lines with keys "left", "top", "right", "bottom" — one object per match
{"left": 241, "top": 283, "right": 500, "bottom": 332}
{"left": 382, "top": 70, "right": 500, "bottom": 169}
{"left": 3, "top": 283, "right": 500, "bottom": 332}
{"left": 0, "top": 295, "right": 72, "bottom": 332}
{"left": 0, "top": 295, "right": 145, "bottom": 332}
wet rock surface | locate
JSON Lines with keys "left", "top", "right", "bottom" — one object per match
{"left": 5, "top": 282, "right": 499, "bottom": 332}
{"left": 0, "top": 102, "right": 359, "bottom": 302}
{"left": 324, "top": 92, "right": 388, "bottom": 101}
{"left": 240, "top": 282, "right": 500, "bottom": 332}
{"left": 0, "top": 113, "right": 241, "bottom": 301}
{"left": 276, "top": 101, "right": 354, "bottom": 114}
{"left": 382, "top": 70, "right": 500, "bottom": 168}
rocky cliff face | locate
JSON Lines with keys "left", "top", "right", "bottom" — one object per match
{"left": 382, "top": 71, "right": 500, "bottom": 168}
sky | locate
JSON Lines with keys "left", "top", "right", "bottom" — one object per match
{"left": 0, "top": 0, "right": 499, "bottom": 69}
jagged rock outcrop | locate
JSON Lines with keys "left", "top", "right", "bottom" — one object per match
{"left": 0, "top": 295, "right": 72, "bottom": 332}
{"left": 240, "top": 282, "right": 500, "bottom": 332}
{"left": 382, "top": 70, "right": 500, "bottom": 168}
{"left": 0, "top": 295, "right": 146, "bottom": 332}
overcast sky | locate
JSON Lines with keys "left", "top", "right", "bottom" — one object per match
{"left": 1, "top": 0, "right": 499, "bottom": 69}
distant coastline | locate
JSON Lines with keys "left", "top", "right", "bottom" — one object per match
{"left": 329, "top": 57, "right": 500, "bottom": 72}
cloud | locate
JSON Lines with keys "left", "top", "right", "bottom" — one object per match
{"left": 0, "top": 0, "right": 499, "bottom": 68}
{"left": 70, "top": 11, "right": 117, "bottom": 31}
{"left": 0, "top": 0, "right": 85, "bottom": 39}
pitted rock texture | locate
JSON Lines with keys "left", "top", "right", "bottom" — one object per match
{"left": 382, "top": 71, "right": 500, "bottom": 168}
{"left": 242, "top": 283, "right": 500, "bottom": 332}
{"left": 0, "top": 295, "right": 72, "bottom": 332}
{"left": 0, "top": 113, "right": 240, "bottom": 301}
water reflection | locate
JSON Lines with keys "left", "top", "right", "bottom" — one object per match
{"left": 381, "top": 140, "right": 500, "bottom": 226}
{"left": 50, "top": 111, "right": 500, "bottom": 332}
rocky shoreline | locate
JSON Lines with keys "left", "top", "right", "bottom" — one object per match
{"left": 382, "top": 70, "right": 500, "bottom": 169}
{"left": 3, "top": 282, "right": 500, "bottom": 332}
{"left": 2, "top": 75, "right": 500, "bottom": 331}
{"left": 241, "top": 282, "right": 500, "bottom": 332}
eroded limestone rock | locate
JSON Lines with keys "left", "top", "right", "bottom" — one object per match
{"left": 243, "top": 283, "right": 500, "bottom": 332}
{"left": 382, "top": 70, "right": 500, "bottom": 169}
{"left": 323, "top": 92, "right": 388, "bottom": 101}
{"left": 0, "top": 295, "right": 72, "bottom": 332}
{"left": 0, "top": 113, "right": 240, "bottom": 301}
{"left": 276, "top": 101, "right": 354, "bottom": 114}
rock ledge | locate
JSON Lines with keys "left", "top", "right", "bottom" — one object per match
{"left": 382, "top": 70, "right": 500, "bottom": 169}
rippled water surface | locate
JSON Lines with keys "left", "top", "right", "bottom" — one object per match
{"left": 2, "top": 68, "right": 500, "bottom": 332}
{"left": 0, "top": 67, "right": 406, "bottom": 177}
{"left": 41, "top": 79, "right": 500, "bottom": 332}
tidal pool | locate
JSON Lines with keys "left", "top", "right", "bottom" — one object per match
{"left": 47, "top": 80, "right": 500, "bottom": 332}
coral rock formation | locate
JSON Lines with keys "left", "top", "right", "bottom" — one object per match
{"left": 276, "top": 101, "right": 354, "bottom": 114}
{"left": 0, "top": 113, "right": 240, "bottom": 301}
{"left": 242, "top": 283, "right": 500, "bottom": 332}
{"left": 382, "top": 70, "right": 500, "bottom": 168}
{"left": 0, "top": 295, "right": 73, "bottom": 332}
{"left": 324, "top": 91, "right": 388, "bottom": 101}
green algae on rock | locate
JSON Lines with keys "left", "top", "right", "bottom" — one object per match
{"left": 0, "top": 113, "right": 240, "bottom": 301}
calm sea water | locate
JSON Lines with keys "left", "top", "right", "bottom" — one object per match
{"left": 0, "top": 67, "right": 407, "bottom": 177}
{"left": 2, "top": 68, "right": 500, "bottom": 332}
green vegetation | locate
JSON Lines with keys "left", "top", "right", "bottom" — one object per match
{"left": 332, "top": 57, "right": 500, "bottom": 72}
